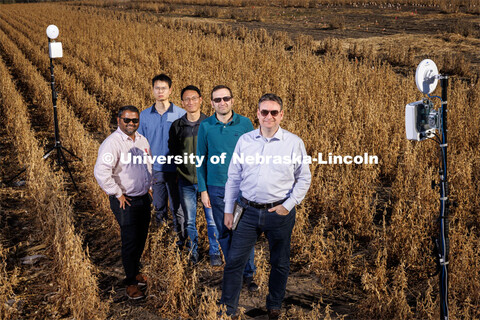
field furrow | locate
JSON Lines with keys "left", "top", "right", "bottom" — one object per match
{"left": 0, "top": 22, "right": 113, "bottom": 222}
{"left": 6, "top": 6, "right": 147, "bottom": 111}
{"left": 0, "top": 11, "right": 112, "bottom": 136}
{"left": 0, "top": 50, "right": 108, "bottom": 320}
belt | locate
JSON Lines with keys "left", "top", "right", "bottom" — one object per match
{"left": 110, "top": 193, "right": 149, "bottom": 200}
{"left": 127, "top": 193, "right": 149, "bottom": 199}
{"left": 240, "top": 196, "right": 285, "bottom": 209}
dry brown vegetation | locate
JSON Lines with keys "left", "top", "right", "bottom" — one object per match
{"left": 0, "top": 1, "right": 479, "bottom": 319}
{"left": 0, "top": 36, "right": 108, "bottom": 318}
{"left": 81, "top": 0, "right": 480, "bottom": 14}
{"left": 0, "top": 243, "right": 18, "bottom": 319}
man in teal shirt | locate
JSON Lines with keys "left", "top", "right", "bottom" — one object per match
{"left": 196, "top": 85, "right": 257, "bottom": 291}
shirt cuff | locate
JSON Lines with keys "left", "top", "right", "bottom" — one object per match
{"left": 198, "top": 183, "right": 207, "bottom": 193}
{"left": 224, "top": 201, "right": 235, "bottom": 214}
{"left": 281, "top": 198, "right": 296, "bottom": 212}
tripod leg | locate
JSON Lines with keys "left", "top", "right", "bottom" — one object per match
{"left": 57, "top": 146, "right": 62, "bottom": 167}
{"left": 43, "top": 146, "right": 55, "bottom": 160}
{"left": 60, "top": 146, "right": 82, "bottom": 161}
{"left": 58, "top": 147, "right": 79, "bottom": 192}
{"left": 3, "top": 167, "right": 27, "bottom": 185}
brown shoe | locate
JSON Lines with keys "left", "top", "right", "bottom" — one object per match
{"left": 126, "top": 284, "right": 145, "bottom": 300}
{"left": 135, "top": 273, "right": 147, "bottom": 287}
{"left": 267, "top": 309, "right": 281, "bottom": 320}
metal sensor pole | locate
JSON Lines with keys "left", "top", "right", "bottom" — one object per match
{"left": 438, "top": 75, "right": 449, "bottom": 320}
{"left": 43, "top": 37, "right": 81, "bottom": 191}
{"left": 3, "top": 26, "right": 81, "bottom": 189}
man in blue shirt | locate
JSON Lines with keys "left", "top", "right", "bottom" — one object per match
{"left": 196, "top": 85, "right": 257, "bottom": 290}
{"left": 138, "top": 74, "right": 186, "bottom": 246}
{"left": 220, "top": 93, "right": 312, "bottom": 319}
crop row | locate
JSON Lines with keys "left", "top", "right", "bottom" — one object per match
{"left": 0, "top": 11, "right": 111, "bottom": 136}
{"left": 0, "top": 41, "right": 108, "bottom": 319}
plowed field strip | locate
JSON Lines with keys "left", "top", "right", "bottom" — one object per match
{"left": 0, "top": 11, "right": 111, "bottom": 136}
{"left": 0, "top": 47, "right": 108, "bottom": 320}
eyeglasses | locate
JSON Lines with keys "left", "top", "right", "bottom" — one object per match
{"left": 259, "top": 110, "right": 280, "bottom": 117}
{"left": 155, "top": 86, "right": 169, "bottom": 92}
{"left": 183, "top": 96, "right": 200, "bottom": 103}
{"left": 212, "top": 96, "right": 232, "bottom": 103}
{"left": 121, "top": 118, "right": 139, "bottom": 124}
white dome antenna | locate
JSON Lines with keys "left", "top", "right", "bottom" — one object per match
{"left": 415, "top": 59, "right": 439, "bottom": 95}
{"left": 46, "top": 25, "right": 59, "bottom": 40}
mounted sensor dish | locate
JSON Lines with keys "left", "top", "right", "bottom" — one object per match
{"left": 46, "top": 25, "right": 59, "bottom": 40}
{"left": 415, "top": 59, "right": 439, "bottom": 95}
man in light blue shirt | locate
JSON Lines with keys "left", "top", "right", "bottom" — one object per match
{"left": 138, "top": 74, "right": 186, "bottom": 246}
{"left": 220, "top": 93, "right": 311, "bottom": 319}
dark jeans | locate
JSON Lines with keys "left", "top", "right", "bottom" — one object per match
{"left": 207, "top": 185, "right": 255, "bottom": 277}
{"left": 153, "top": 170, "right": 185, "bottom": 245}
{"left": 220, "top": 202, "right": 296, "bottom": 315}
{"left": 178, "top": 177, "right": 220, "bottom": 257}
{"left": 109, "top": 193, "right": 151, "bottom": 285}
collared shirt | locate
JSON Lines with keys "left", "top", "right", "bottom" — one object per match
{"left": 224, "top": 127, "right": 311, "bottom": 213}
{"left": 196, "top": 111, "right": 254, "bottom": 192}
{"left": 137, "top": 102, "right": 186, "bottom": 172}
{"left": 94, "top": 128, "right": 152, "bottom": 198}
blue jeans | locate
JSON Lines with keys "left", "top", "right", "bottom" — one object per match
{"left": 207, "top": 185, "right": 255, "bottom": 277}
{"left": 220, "top": 202, "right": 296, "bottom": 315}
{"left": 152, "top": 170, "right": 185, "bottom": 245}
{"left": 178, "top": 178, "right": 220, "bottom": 257}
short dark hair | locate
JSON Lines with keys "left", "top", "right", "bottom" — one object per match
{"left": 258, "top": 93, "right": 283, "bottom": 110}
{"left": 181, "top": 85, "right": 201, "bottom": 100}
{"left": 152, "top": 74, "right": 172, "bottom": 88}
{"left": 211, "top": 85, "right": 233, "bottom": 99}
{"left": 118, "top": 105, "right": 139, "bottom": 118}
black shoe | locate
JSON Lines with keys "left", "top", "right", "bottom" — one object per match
{"left": 190, "top": 252, "right": 199, "bottom": 265}
{"left": 244, "top": 276, "right": 259, "bottom": 292}
{"left": 267, "top": 309, "right": 281, "bottom": 319}
{"left": 210, "top": 254, "right": 223, "bottom": 266}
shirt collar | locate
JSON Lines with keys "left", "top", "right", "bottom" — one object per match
{"left": 150, "top": 102, "right": 174, "bottom": 114}
{"left": 254, "top": 127, "right": 283, "bottom": 141}
{"left": 214, "top": 110, "right": 238, "bottom": 125}
{"left": 180, "top": 112, "right": 207, "bottom": 126}
{"left": 116, "top": 127, "right": 140, "bottom": 142}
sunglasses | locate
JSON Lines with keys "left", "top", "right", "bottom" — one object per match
{"left": 260, "top": 110, "right": 280, "bottom": 117}
{"left": 212, "top": 96, "right": 232, "bottom": 103}
{"left": 121, "top": 118, "right": 139, "bottom": 124}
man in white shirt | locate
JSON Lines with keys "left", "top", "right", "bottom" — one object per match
{"left": 94, "top": 105, "right": 152, "bottom": 300}
{"left": 220, "top": 94, "right": 312, "bottom": 319}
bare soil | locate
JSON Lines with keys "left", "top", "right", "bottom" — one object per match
{"left": 161, "top": 3, "right": 480, "bottom": 72}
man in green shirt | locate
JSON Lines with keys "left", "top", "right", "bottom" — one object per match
{"left": 196, "top": 85, "right": 257, "bottom": 291}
